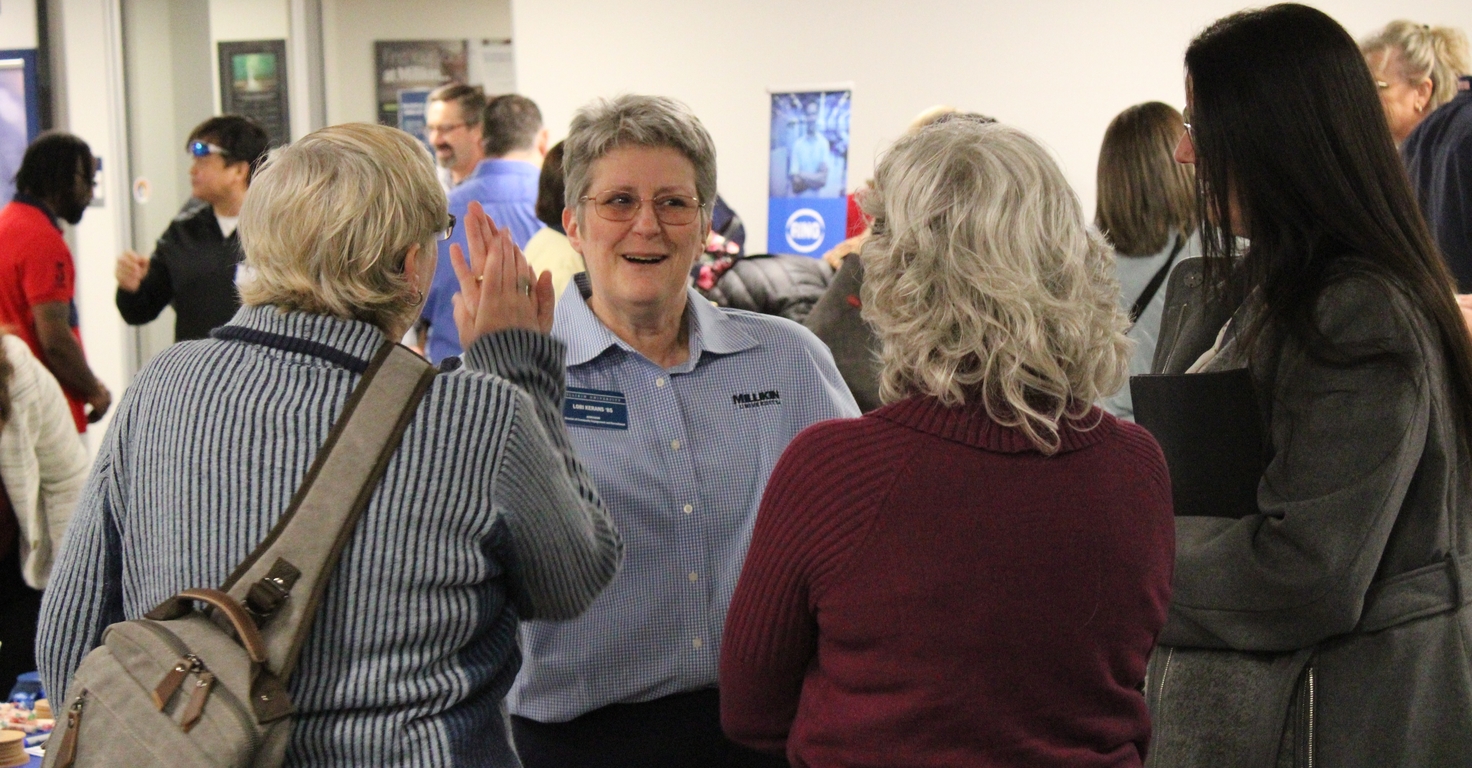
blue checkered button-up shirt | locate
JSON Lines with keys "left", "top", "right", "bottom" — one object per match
{"left": 507, "top": 274, "right": 859, "bottom": 722}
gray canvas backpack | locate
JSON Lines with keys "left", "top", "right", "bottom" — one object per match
{"left": 42, "top": 342, "right": 435, "bottom": 767}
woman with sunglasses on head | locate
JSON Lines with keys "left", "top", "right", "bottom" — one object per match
{"left": 506, "top": 94, "right": 857, "bottom": 768}
{"left": 1149, "top": 5, "right": 1472, "bottom": 766}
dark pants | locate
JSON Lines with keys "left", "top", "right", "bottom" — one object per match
{"left": 0, "top": 549, "right": 43, "bottom": 695}
{"left": 512, "top": 689, "right": 789, "bottom": 768}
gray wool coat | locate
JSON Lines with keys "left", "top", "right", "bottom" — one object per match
{"left": 1144, "top": 258, "right": 1472, "bottom": 767}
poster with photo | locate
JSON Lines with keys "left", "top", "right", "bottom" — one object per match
{"left": 0, "top": 50, "right": 41, "bottom": 208}
{"left": 218, "top": 40, "right": 291, "bottom": 148}
{"left": 375, "top": 40, "right": 468, "bottom": 128}
{"left": 768, "top": 87, "right": 851, "bottom": 257}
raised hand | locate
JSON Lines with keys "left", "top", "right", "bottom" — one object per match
{"left": 450, "top": 201, "right": 555, "bottom": 351}
{"left": 115, "top": 250, "right": 150, "bottom": 292}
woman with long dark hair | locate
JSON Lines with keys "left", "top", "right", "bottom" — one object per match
{"left": 1148, "top": 5, "right": 1472, "bottom": 766}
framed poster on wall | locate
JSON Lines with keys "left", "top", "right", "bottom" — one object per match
{"left": 375, "top": 40, "right": 468, "bottom": 128}
{"left": 218, "top": 40, "right": 291, "bottom": 147}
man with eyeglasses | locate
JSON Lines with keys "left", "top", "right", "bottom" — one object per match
{"left": 0, "top": 132, "right": 110, "bottom": 432}
{"left": 421, "top": 93, "right": 550, "bottom": 363}
{"left": 114, "top": 115, "right": 268, "bottom": 343}
{"left": 425, "top": 83, "right": 488, "bottom": 191}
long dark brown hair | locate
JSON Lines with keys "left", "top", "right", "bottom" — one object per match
{"left": 1186, "top": 4, "right": 1472, "bottom": 442}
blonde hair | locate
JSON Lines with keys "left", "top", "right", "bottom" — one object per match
{"left": 860, "top": 121, "right": 1131, "bottom": 454}
{"left": 238, "top": 123, "right": 446, "bottom": 333}
{"left": 1361, "top": 20, "right": 1471, "bottom": 112}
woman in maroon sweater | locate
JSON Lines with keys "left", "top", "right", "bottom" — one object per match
{"left": 719, "top": 118, "right": 1175, "bottom": 768}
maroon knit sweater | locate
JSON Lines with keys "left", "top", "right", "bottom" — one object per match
{"left": 720, "top": 396, "right": 1174, "bottom": 768}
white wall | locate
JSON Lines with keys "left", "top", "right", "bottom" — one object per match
{"left": 513, "top": 0, "right": 1472, "bottom": 253}
{"left": 0, "top": 0, "right": 39, "bottom": 49}
{"left": 208, "top": 0, "right": 290, "bottom": 113}
{"left": 52, "top": 0, "right": 131, "bottom": 449}
{"left": 320, "top": 0, "right": 511, "bottom": 125}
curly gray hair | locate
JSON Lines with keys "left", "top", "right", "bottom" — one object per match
{"left": 860, "top": 120, "right": 1131, "bottom": 453}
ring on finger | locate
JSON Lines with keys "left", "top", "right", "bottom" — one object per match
{"left": 516, "top": 276, "right": 532, "bottom": 296}
{"left": 475, "top": 275, "right": 484, "bottom": 284}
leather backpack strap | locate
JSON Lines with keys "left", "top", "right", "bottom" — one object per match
{"left": 222, "top": 341, "right": 435, "bottom": 679}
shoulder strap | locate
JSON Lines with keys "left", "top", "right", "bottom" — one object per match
{"left": 222, "top": 342, "right": 435, "bottom": 679}
{"left": 1130, "top": 234, "right": 1188, "bottom": 324}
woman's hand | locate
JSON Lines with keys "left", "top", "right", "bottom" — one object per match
{"left": 450, "top": 201, "right": 555, "bottom": 350}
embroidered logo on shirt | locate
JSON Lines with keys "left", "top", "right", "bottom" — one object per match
{"left": 732, "top": 390, "right": 782, "bottom": 409}
{"left": 564, "top": 387, "right": 630, "bottom": 429}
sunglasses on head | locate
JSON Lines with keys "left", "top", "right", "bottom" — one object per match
{"left": 188, "top": 141, "right": 228, "bottom": 159}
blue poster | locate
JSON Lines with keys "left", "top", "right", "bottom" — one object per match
{"left": 768, "top": 88, "right": 851, "bottom": 257}
{"left": 0, "top": 50, "right": 41, "bottom": 208}
{"left": 397, "top": 88, "right": 432, "bottom": 152}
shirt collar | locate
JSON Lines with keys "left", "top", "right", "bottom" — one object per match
{"left": 554, "top": 272, "right": 759, "bottom": 370}
{"left": 470, "top": 158, "right": 540, "bottom": 179}
{"left": 217, "top": 304, "right": 389, "bottom": 368}
{"left": 12, "top": 193, "right": 60, "bottom": 231}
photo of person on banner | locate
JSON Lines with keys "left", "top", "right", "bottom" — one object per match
{"left": 768, "top": 90, "right": 851, "bottom": 256}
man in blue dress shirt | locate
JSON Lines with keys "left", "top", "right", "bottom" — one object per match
{"left": 422, "top": 94, "right": 550, "bottom": 362}
{"left": 506, "top": 94, "right": 859, "bottom": 768}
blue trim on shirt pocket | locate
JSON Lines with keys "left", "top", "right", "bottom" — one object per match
{"left": 564, "top": 387, "right": 630, "bottom": 430}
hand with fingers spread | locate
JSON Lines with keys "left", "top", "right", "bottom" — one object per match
{"left": 450, "top": 200, "right": 556, "bottom": 350}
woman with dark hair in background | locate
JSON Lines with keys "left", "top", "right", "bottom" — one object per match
{"left": 1149, "top": 5, "right": 1472, "bottom": 766}
{"left": 1094, "top": 102, "right": 1199, "bottom": 420}
{"left": 522, "top": 140, "right": 587, "bottom": 302}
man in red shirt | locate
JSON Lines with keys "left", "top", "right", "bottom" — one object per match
{"left": 0, "top": 132, "right": 111, "bottom": 431}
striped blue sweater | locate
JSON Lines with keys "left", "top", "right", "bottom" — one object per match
{"left": 37, "top": 305, "right": 622, "bottom": 766}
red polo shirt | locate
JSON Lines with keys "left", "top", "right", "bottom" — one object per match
{"left": 0, "top": 198, "right": 88, "bottom": 431}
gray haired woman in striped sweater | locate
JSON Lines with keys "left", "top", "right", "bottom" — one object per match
{"left": 37, "top": 123, "right": 622, "bottom": 767}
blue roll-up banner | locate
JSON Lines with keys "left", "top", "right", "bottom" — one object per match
{"left": 398, "top": 87, "right": 433, "bottom": 153}
{"left": 768, "top": 86, "right": 851, "bottom": 257}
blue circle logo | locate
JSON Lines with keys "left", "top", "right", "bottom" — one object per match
{"left": 785, "top": 209, "right": 825, "bottom": 254}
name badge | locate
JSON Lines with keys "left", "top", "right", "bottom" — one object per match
{"left": 564, "top": 387, "right": 629, "bottom": 430}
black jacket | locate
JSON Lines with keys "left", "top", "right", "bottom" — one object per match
{"left": 703, "top": 254, "right": 832, "bottom": 324}
{"left": 1404, "top": 76, "right": 1472, "bottom": 292}
{"left": 803, "top": 255, "right": 881, "bottom": 412}
{"left": 116, "top": 201, "right": 243, "bottom": 342}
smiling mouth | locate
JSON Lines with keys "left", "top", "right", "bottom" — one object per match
{"left": 623, "top": 254, "right": 667, "bottom": 264}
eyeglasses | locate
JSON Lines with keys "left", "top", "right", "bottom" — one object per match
{"left": 579, "top": 190, "right": 703, "bottom": 226}
{"left": 425, "top": 122, "right": 467, "bottom": 136}
{"left": 439, "top": 214, "right": 456, "bottom": 241}
{"left": 1375, "top": 79, "right": 1391, "bottom": 89}
{"left": 1181, "top": 106, "right": 1194, "bottom": 141}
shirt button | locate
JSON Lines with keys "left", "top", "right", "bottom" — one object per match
{"left": 683, "top": 504, "right": 693, "bottom": 514}
{"left": 656, "top": 377, "right": 666, "bottom": 388}
{"left": 692, "top": 637, "right": 704, "bottom": 649}
{"left": 670, "top": 439, "right": 681, "bottom": 450}
{"left": 688, "top": 572, "right": 699, "bottom": 583}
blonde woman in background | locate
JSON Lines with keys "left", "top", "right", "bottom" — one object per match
{"left": 1361, "top": 20, "right": 1470, "bottom": 143}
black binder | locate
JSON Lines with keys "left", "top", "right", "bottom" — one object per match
{"left": 1130, "top": 368, "right": 1265, "bottom": 518}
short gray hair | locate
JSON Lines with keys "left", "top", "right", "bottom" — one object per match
{"left": 860, "top": 120, "right": 1131, "bottom": 454}
{"left": 563, "top": 95, "right": 717, "bottom": 221}
{"left": 238, "top": 123, "right": 447, "bottom": 333}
